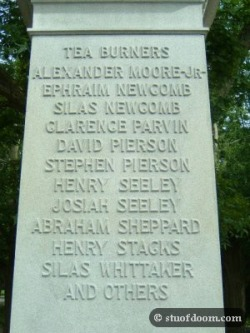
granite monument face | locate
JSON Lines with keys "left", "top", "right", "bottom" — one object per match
{"left": 11, "top": 1, "right": 224, "bottom": 332}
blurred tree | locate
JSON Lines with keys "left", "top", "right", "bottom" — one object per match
{"left": 0, "top": 1, "right": 29, "bottom": 332}
{"left": 206, "top": 1, "right": 250, "bottom": 332}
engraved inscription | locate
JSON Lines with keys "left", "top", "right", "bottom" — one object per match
{"left": 117, "top": 198, "right": 176, "bottom": 213}
{"left": 64, "top": 47, "right": 93, "bottom": 59}
{"left": 99, "top": 261, "right": 193, "bottom": 278}
{"left": 43, "top": 84, "right": 110, "bottom": 97}
{"left": 116, "top": 83, "right": 191, "bottom": 97}
{"left": 99, "top": 46, "right": 170, "bottom": 59}
{"left": 45, "top": 158, "right": 115, "bottom": 173}
{"left": 104, "top": 101, "right": 181, "bottom": 115}
{"left": 64, "top": 284, "right": 97, "bottom": 301}
{"left": 103, "top": 283, "right": 168, "bottom": 300}
{"left": 117, "top": 218, "right": 200, "bottom": 234}
{"left": 46, "top": 120, "right": 128, "bottom": 134}
{"left": 118, "top": 177, "right": 177, "bottom": 192}
{"left": 52, "top": 198, "right": 109, "bottom": 213}
{"left": 42, "top": 261, "right": 90, "bottom": 277}
{"left": 122, "top": 158, "right": 190, "bottom": 173}
{"left": 52, "top": 240, "right": 108, "bottom": 256}
{"left": 30, "top": 39, "right": 206, "bottom": 301}
{"left": 53, "top": 178, "right": 109, "bottom": 193}
{"left": 32, "top": 218, "right": 110, "bottom": 234}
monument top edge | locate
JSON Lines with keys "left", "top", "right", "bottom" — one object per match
{"left": 17, "top": 0, "right": 219, "bottom": 28}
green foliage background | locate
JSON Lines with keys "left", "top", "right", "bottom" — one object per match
{"left": 206, "top": 0, "right": 250, "bottom": 247}
{"left": 0, "top": 2, "right": 29, "bottom": 329}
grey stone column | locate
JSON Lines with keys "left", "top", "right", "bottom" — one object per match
{"left": 11, "top": 1, "right": 225, "bottom": 332}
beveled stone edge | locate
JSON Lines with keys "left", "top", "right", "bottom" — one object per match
{"left": 203, "top": 0, "right": 219, "bottom": 27}
{"left": 27, "top": 28, "right": 209, "bottom": 36}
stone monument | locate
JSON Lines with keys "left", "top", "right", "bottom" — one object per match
{"left": 11, "top": 0, "right": 224, "bottom": 332}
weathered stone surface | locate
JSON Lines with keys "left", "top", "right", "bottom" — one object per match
{"left": 11, "top": 1, "right": 224, "bottom": 332}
